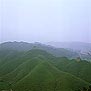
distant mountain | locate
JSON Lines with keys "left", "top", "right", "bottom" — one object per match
{"left": 0, "top": 41, "right": 79, "bottom": 58}
{"left": 0, "top": 41, "right": 34, "bottom": 51}
{"left": 47, "top": 42, "right": 91, "bottom": 60}
{"left": 0, "top": 49, "right": 90, "bottom": 91}
{"left": 47, "top": 42, "right": 91, "bottom": 52}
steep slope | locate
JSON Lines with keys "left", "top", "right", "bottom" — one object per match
{"left": 49, "top": 57, "right": 71, "bottom": 70}
{"left": 0, "top": 49, "right": 91, "bottom": 84}
{"left": 0, "top": 52, "right": 26, "bottom": 76}
{"left": 4, "top": 57, "right": 43, "bottom": 83}
{"left": 0, "top": 50, "right": 22, "bottom": 66}
{"left": 64, "top": 60, "right": 91, "bottom": 83}
{"left": 13, "top": 62, "right": 89, "bottom": 91}
{"left": 0, "top": 49, "right": 54, "bottom": 77}
{"left": 0, "top": 48, "right": 90, "bottom": 91}
{"left": 0, "top": 50, "right": 24, "bottom": 76}
{"left": 52, "top": 58, "right": 91, "bottom": 83}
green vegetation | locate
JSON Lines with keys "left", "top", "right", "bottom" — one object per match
{"left": 0, "top": 42, "right": 91, "bottom": 91}
{"left": 51, "top": 58, "right": 91, "bottom": 83}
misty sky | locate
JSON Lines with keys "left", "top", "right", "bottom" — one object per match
{"left": 0, "top": 0, "right": 91, "bottom": 43}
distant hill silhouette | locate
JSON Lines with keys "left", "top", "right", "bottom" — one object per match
{"left": 0, "top": 41, "right": 87, "bottom": 59}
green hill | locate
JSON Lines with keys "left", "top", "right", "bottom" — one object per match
{"left": 51, "top": 58, "right": 91, "bottom": 83}
{"left": 0, "top": 43, "right": 91, "bottom": 91}
{"left": 1, "top": 41, "right": 91, "bottom": 60}
{"left": 13, "top": 61, "right": 89, "bottom": 91}
{"left": 0, "top": 49, "right": 55, "bottom": 77}
{"left": 0, "top": 41, "right": 79, "bottom": 58}
{"left": 4, "top": 57, "right": 43, "bottom": 83}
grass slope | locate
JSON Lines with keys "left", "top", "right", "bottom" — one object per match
{"left": 0, "top": 49, "right": 54, "bottom": 77}
{"left": 52, "top": 58, "right": 91, "bottom": 83}
{"left": 4, "top": 57, "right": 43, "bottom": 83}
{"left": 0, "top": 49, "right": 90, "bottom": 91}
{"left": 13, "top": 61, "right": 89, "bottom": 91}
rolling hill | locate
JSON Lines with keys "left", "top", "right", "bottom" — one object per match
{"left": 13, "top": 61, "right": 89, "bottom": 91}
{"left": 50, "top": 57, "right": 91, "bottom": 83}
{"left": 0, "top": 42, "right": 91, "bottom": 91}
{"left": 0, "top": 41, "right": 79, "bottom": 58}
{"left": 47, "top": 42, "right": 91, "bottom": 60}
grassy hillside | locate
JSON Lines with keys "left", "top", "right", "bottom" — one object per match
{"left": 0, "top": 49, "right": 55, "bottom": 76}
{"left": 4, "top": 57, "right": 43, "bottom": 83}
{"left": 51, "top": 58, "right": 91, "bottom": 83}
{"left": 0, "top": 42, "right": 91, "bottom": 91}
{"left": 13, "top": 61, "right": 89, "bottom": 91}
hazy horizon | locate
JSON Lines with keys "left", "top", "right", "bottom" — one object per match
{"left": 0, "top": 41, "right": 91, "bottom": 44}
{"left": 0, "top": 0, "right": 91, "bottom": 43}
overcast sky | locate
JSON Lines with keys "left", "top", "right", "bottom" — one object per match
{"left": 0, "top": 0, "right": 91, "bottom": 43}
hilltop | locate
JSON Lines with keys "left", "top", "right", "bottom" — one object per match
{"left": 0, "top": 42, "right": 91, "bottom": 91}
{"left": 0, "top": 41, "right": 88, "bottom": 59}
